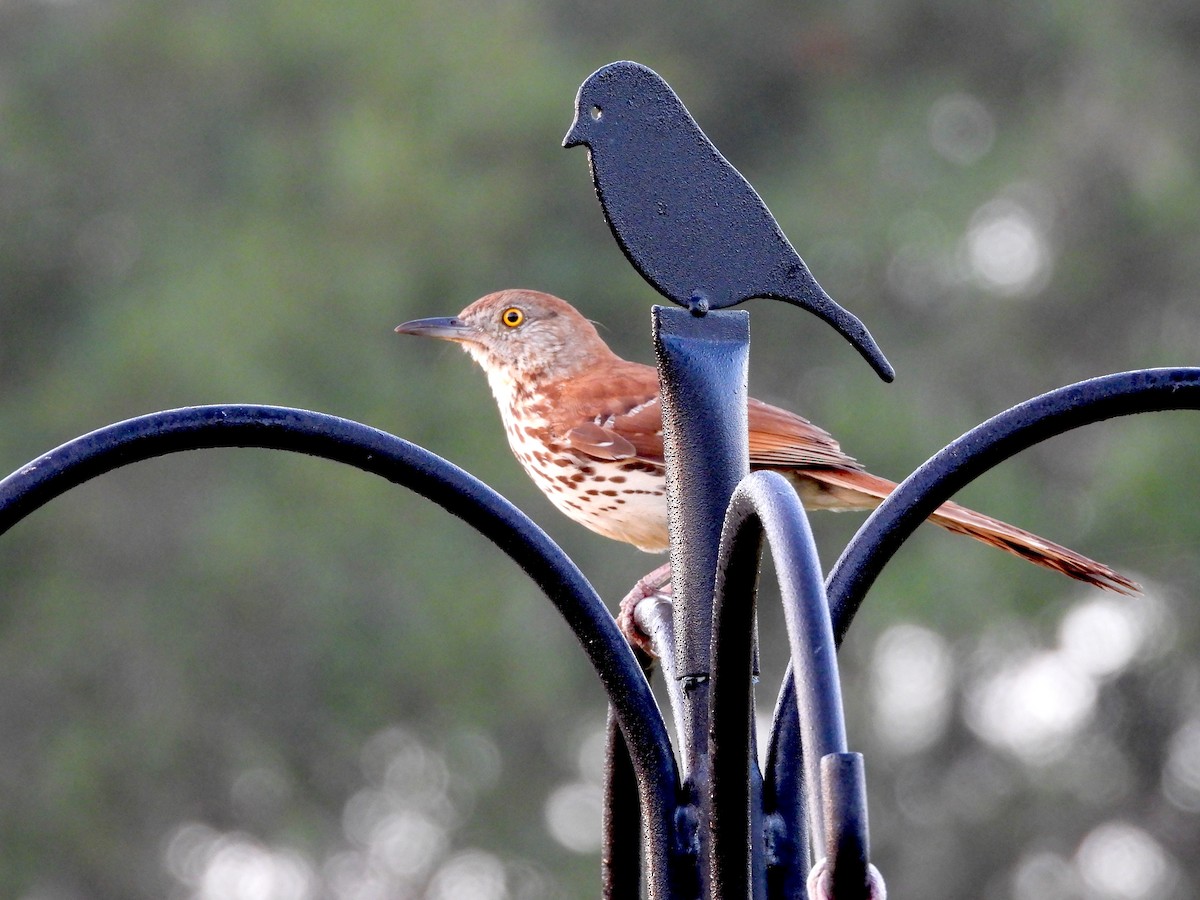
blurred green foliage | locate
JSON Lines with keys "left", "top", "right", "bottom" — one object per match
{"left": 2, "top": 0, "right": 1199, "bottom": 896}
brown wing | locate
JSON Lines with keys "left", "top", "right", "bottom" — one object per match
{"left": 746, "top": 398, "right": 863, "bottom": 471}
{"left": 545, "top": 360, "right": 665, "bottom": 465}
{"left": 548, "top": 359, "right": 859, "bottom": 474}
{"left": 565, "top": 421, "right": 638, "bottom": 460}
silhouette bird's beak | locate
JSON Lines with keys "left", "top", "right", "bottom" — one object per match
{"left": 395, "top": 316, "right": 477, "bottom": 343}
{"left": 562, "top": 117, "right": 585, "bottom": 148}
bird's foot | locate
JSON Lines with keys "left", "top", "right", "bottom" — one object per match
{"left": 617, "top": 562, "right": 673, "bottom": 658}
{"left": 686, "top": 292, "right": 710, "bottom": 317}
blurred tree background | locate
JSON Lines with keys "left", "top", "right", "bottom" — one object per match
{"left": 2, "top": 0, "right": 1199, "bottom": 897}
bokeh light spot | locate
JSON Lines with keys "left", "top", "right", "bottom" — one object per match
{"left": 928, "top": 92, "right": 996, "bottom": 166}
{"left": 1075, "top": 822, "right": 1177, "bottom": 900}
{"left": 870, "top": 624, "right": 953, "bottom": 754}
{"left": 544, "top": 782, "right": 603, "bottom": 854}
{"left": 964, "top": 198, "right": 1050, "bottom": 296}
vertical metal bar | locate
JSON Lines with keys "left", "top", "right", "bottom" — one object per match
{"left": 748, "top": 731, "right": 767, "bottom": 900}
{"left": 764, "top": 679, "right": 809, "bottom": 899}
{"left": 603, "top": 709, "right": 644, "bottom": 900}
{"left": 707, "top": 509, "right": 765, "bottom": 900}
{"left": 654, "top": 305, "right": 752, "bottom": 899}
{"left": 820, "top": 753, "right": 871, "bottom": 900}
{"left": 633, "top": 592, "right": 690, "bottom": 755}
{"left": 653, "top": 306, "right": 751, "bottom": 776}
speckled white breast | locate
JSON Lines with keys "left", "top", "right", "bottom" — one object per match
{"left": 493, "top": 387, "right": 670, "bottom": 553}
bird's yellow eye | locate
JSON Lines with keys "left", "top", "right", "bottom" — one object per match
{"left": 501, "top": 307, "right": 525, "bottom": 328}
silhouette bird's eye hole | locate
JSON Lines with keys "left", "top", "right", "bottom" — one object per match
{"left": 501, "top": 307, "right": 525, "bottom": 328}
{"left": 589, "top": 104, "right": 603, "bottom": 121}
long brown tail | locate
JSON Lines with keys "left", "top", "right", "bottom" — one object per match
{"left": 797, "top": 468, "right": 1140, "bottom": 595}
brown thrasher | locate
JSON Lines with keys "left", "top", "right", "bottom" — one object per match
{"left": 396, "top": 289, "right": 1138, "bottom": 640}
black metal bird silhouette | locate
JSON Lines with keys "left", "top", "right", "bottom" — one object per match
{"left": 564, "top": 60, "right": 895, "bottom": 382}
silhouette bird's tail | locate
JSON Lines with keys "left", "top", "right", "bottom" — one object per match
{"left": 767, "top": 285, "right": 896, "bottom": 383}
{"left": 792, "top": 468, "right": 1140, "bottom": 595}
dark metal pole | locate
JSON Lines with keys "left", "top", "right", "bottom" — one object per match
{"left": 603, "top": 710, "right": 644, "bottom": 900}
{"left": 820, "top": 753, "right": 871, "bottom": 899}
{"left": 654, "top": 306, "right": 751, "bottom": 776}
{"left": 707, "top": 489, "right": 765, "bottom": 900}
{"left": 633, "top": 590, "right": 691, "bottom": 759}
{"left": 654, "top": 305, "right": 751, "bottom": 898}
{"left": 764, "top": 676, "right": 809, "bottom": 899}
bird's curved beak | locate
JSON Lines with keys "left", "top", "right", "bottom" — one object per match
{"left": 394, "top": 316, "right": 476, "bottom": 343}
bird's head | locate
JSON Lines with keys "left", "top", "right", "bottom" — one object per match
{"left": 396, "top": 290, "right": 617, "bottom": 391}
{"left": 563, "top": 61, "right": 681, "bottom": 150}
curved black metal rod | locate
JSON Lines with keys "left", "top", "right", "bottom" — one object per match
{"left": 828, "top": 366, "right": 1200, "bottom": 635}
{"left": 0, "top": 403, "right": 682, "bottom": 894}
{"left": 765, "top": 366, "right": 1200, "bottom": 873}
{"left": 709, "top": 471, "right": 866, "bottom": 900}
